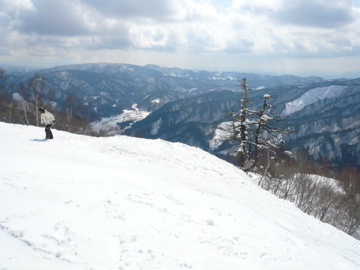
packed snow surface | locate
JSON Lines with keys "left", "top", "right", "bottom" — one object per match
{"left": 1, "top": 122, "right": 360, "bottom": 270}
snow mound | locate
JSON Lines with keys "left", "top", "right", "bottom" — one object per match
{"left": 0, "top": 122, "right": 359, "bottom": 270}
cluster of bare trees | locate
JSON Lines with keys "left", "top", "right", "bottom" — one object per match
{"left": 0, "top": 71, "right": 51, "bottom": 125}
{"left": 219, "top": 77, "right": 359, "bottom": 238}
{"left": 0, "top": 69, "right": 96, "bottom": 135}
{"left": 219, "top": 78, "right": 284, "bottom": 171}
{"left": 258, "top": 155, "right": 360, "bottom": 238}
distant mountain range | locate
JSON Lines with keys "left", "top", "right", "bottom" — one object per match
{"left": 2, "top": 63, "right": 360, "bottom": 168}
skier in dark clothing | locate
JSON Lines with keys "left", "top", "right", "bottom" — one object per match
{"left": 39, "top": 108, "right": 55, "bottom": 139}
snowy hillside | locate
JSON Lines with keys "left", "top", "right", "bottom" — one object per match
{"left": 282, "top": 85, "right": 346, "bottom": 115}
{"left": 1, "top": 122, "right": 359, "bottom": 270}
{"left": 91, "top": 108, "right": 150, "bottom": 135}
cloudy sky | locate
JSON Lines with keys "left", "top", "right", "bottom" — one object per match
{"left": 1, "top": 0, "right": 360, "bottom": 76}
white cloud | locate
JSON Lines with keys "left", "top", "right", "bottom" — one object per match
{"left": 231, "top": 0, "right": 283, "bottom": 11}
{"left": 0, "top": 0, "right": 34, "bottom": 12}
{"left": 274, "top": 0, "right": 354, "bottom": 28}
{"left": 84, "top": 0, "right": 176, "bottom": 21}
{"left": 130, "top": 24, "right": 170, "bottom": 49}
{"left": 1, "top": 0, "right": 360, "bottom": 76}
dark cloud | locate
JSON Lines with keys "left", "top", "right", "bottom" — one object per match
{"left": 274, "top": 1, "right": 354, "bottom": 28}
{"left": 8, "top": 0, "right": 133, "bottom": 49}
{"left": 15, "top": 0, "right": 91, "bottom": 36}
{"left": 84, "top": 0, "right": 176, "bottom": 21}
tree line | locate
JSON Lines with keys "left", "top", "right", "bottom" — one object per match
{"left": 259, "top": 154, "right": 360, "bottom": 237}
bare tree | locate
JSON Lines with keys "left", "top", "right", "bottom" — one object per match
{"left": 219, "top": 78, "right": 285, "bottom": 172}
{"left": 338, "top": 166, "right": 360, "bottom": 235}
{"left": 0, "top": 69, "right": 8, "bottom": 121}
{"left": 238, "top": 78, "right": 253, "bottom": 161}
{"left": 0, "top": 69, "right": 5, "bottom": 89}
{"left": 219, "top": 78, "right": 255, "bottom": 170}
{"left": 14, "top": 75, "right": 48, "bottom": 126}
{"left": 17, "top": 82, "right": 31, "bottom": 125}
{"left": 252, "top": 95, "right": 284, "bottom": 167}
{"left": 63, "top": 89, "right": 81, "bottom": 132}
{"left": 28, "top": 75, "right": 47, "bottom": 126}
{"left": 257, "top": 152, "right": 360, "bottom": 238}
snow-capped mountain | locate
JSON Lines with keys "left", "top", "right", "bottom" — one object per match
{"left": 2, "top": 63, "right": 325, "bottom": 118}
{"left": 282, "top": 85, "right": 347, "bottom": 115}
{"left": 125, "top": 79, "right": 360, "bottom": 168}
{"left": 1, "top": 63, "right": 359, "bottom": 167}
{"left": 283, "top": 82, "right": 360, "bottom": 166}
{"left": 1, "top": 122, "right": 359, "bottom": 269}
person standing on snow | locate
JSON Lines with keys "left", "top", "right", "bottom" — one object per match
{"left": 39, "top": 108, "right": 55, "bottom": 139}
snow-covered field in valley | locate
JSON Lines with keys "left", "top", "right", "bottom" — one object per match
{"left": 1, "top": 122, "right": 359, "bottom": 270}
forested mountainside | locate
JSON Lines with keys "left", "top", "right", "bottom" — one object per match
{"left": 2, "top": 63, "right": 325, "bottom": 116}
{"left": 1, "top": 63, "right": 359, "bottom": 167}
{"left": 125, "top": 79, "right": 360, "bottom": 168}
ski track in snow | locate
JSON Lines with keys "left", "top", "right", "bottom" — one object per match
{"left": 0, "top": 122, "right": 359, "bottom": 270}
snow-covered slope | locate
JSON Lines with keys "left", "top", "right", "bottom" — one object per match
{"left": 282, "top": 85, "right": 346, "bottom": 115}
{"left": 91, "top": 109, "right": 150, "bottom": 135}
{"left": 0, "top": 122, "right": 359, "bottom": 270}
